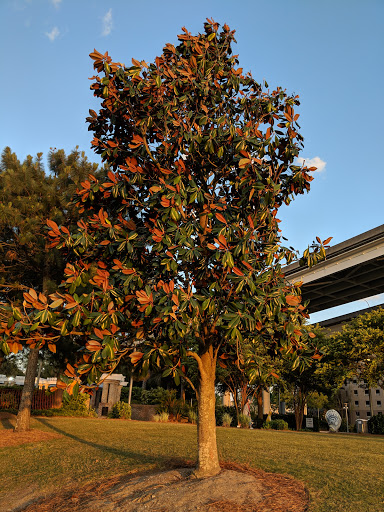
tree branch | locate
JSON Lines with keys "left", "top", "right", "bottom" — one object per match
{"left": 186, "top": 350, "right": 206, "bottom": 380}
{"left": 181, "top": 374, "right": 199, "bottom": 399}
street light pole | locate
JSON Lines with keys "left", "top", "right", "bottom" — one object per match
{"left": 344, "top": 402, "right": 349, "bottom": 433}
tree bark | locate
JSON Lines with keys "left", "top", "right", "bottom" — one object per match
{"left": 194, "top": 348, "right": 221, "bottom": 478}
{"left": 257, "top": 389, "right": 264, "bottom": 421}
{"left": 15, "top": 268, "right": 49, "bottom": 432}
{"left": 14, "top": 347, "right": 39, "bottom": 432}
{"left": 294, "top": 389, "right": 306, "bottom": 431}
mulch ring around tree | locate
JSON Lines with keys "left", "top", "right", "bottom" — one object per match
{"left": 0, "top": 412, "right": 62, "bottom": 448}
{"left": 16, "top": 461, "right": 309, "bottom": 512}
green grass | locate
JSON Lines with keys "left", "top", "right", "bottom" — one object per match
{"left": 1, "top": 417, "right": 384, "bottom": 512}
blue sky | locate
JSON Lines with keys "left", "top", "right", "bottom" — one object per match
{"left": 1, "top": 0, "right": 383, "bottom": 321}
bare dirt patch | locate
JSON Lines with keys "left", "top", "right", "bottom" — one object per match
{"left": 16, "top": 462, "right": 309, "bottom": 512}
{"left": 0, "top": 429, "right": 62, "bottom": 448}
{"left": 0, "top": 412, "right": 62, "bottom": 448}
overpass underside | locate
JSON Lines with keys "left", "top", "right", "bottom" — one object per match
{"left": 284, "top": 225, "right": 384, "bottom": 314}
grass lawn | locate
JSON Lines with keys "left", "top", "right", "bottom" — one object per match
{"left": 1, "top": 416, "right": 383, "bottom": 512}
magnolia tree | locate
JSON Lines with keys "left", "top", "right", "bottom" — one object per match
{"left": 0, "top": 20, "right": 327, "bottom": 477}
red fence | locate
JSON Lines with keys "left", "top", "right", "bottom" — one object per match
{"left": 0, "top": 387, "right": 61, "bottom": 410}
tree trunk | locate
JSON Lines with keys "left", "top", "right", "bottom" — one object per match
{"left": 14, "top": 347, "right": 39, "bottom": 432}
{"left": 294, "top": 389, "right": 306, "bottom": 431}
{"left": 194, "top": 349, "right": 221, "bottom": 478}
{"left": 257, "top": 389, "right": 264, "bottom": 421}
{"left": 15, "top": 255, "right": 49, "bottom": 433}
{"left": 232, "top": 387, "right": 240, "bottom": 426}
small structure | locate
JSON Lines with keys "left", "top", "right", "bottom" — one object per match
{"left": 222, "top": 390, "right": 271, "bottom": 415}
{"left": 90, "top": 374, "right": 128, "bottom": 416}
{"left": 356, "top": 418, "right": 369, "bottom": 433}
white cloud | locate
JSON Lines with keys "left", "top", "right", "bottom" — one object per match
{"left": 102, "top": 8, "right": 113, "bottom": 36}
{"left": 51, "top": 0, "right": 62, "bottom": 7}
{"left": 296, "top": 156, "right": 327, "bottom": 173}
{"left": 45, "top": 26, "right": 60, "bottom": 42}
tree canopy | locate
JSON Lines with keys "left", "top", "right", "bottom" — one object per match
{"left": 327, "top": 308, "right": 384, "bottom": 388}
{"left": 0, "top": 20, "right": 327, "bottom": 474}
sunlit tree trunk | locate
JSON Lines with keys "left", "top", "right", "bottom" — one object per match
{"left": 194, "top": 348, "right": 221, "bottom": 478}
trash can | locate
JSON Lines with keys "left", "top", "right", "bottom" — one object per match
{"left": 356, "top": 419, "right": 369, "bottom": 433}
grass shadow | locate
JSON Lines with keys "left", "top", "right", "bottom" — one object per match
{"left": 0, "top": 417, "right": 15, "bottom": 429}
{"left": 35, "top": 417, "right": 186, "bottom": 467}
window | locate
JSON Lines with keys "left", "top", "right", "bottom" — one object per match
{"left": 365, "top": 390, "right": 369, "bottom": 395}
{"left": 354, "top": 390, "right": 358, "bottom": 395}
{"left": 356, "top": 411, "right": 360, "bottom": 417}
{"left": 376, "top": 389, "right": 381, "bottom": 395}
{"left": 366, "top": 401, "right": 370, "bottom": 406}
{"left": 355, "top": 401, "right": 359, "bottom": 406}
{"left": 367, "top": 412, "right": 371, "bottom": 417}
{"left": 377, "top": 401, "right": 382, "bottom": 406}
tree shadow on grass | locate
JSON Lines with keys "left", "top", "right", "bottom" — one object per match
{"left": 0, "top": 412, "right": 16, "bottom": 429}
{"left": 0, "top": 417, "right": 15, "bottom": 429}
{"left": 35, "top": 417, "right": 186, "bottom": 467}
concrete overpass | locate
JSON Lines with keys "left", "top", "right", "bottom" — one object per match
{"left": 283, "top": 224, "right": 384, "bottom": 314}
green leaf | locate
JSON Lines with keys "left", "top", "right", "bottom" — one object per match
{"left": 72, "top": 310, "right": 81, "bottom": 328}
{"left": 1, "top": 341, "right": 10, "bottom": 356}
{"left": 202, "top": 299, "right": 210, "bottom": 311}
{"left": 59, "top": 320, "right": 68, "bottom": 336}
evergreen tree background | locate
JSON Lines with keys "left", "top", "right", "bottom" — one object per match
{"left": 0, "top": 146, "right": 105, "bottom": 430}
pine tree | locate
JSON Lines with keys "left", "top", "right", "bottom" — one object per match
{"left": 0, "top": 147, "right": 102, "bottom": 431}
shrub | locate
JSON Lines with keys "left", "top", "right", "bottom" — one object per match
{"left": 215, "top": 405, "right": 237, "bottom": 427}
{"left": 60, "top": 393, "right": 96, "bottom": 417}
{"left": 368, "top": 414, "right": 384, "bottom": 435}
{"left": 121, "top": 386, "right": 172, "bottom": 405}
{"left": 31, "top": 409, "right": 54, "bottom": 417}
{"left": 188, "top": 410, "right": 197, "bottom": 424}
{"left": 221, "top": 412, "right": 232, "bottom": 427}
{"left": 153, "top": 412, "right": 169, "bottom": 422}
{"left": 263, "top": 419, "right": 289, "bottom": 430}
{"left": 156, "top": 389, "right": 177, "bottom": 412}
{"left": 108, "top": 401, "right": 131, "bottom": 419}
{"left": 120, "top": 385, "right": 142, "bottom": 404}
{"left": 155, "top": 390, "right": 189, "bottom": 422}
{"left": 0, "top": 407, "right": 18, "bottom": 415}
{"left": 270, "top": 413, "right": 296, "bottom": 429}
{"left": 238, "top": 413, "right": 252, "bottom": 428}
{"left": 142, "top": 387, "right": 170, "bottom": 405}
{"left": 340, "top": 419, "right": 354, "bottom": 433}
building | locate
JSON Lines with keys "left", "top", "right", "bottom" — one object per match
{"left": 339, "top": 378, "right": 383, "bottom": 424}
{"left": 319, "top": 307, "right": 384, "bottom": 424}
